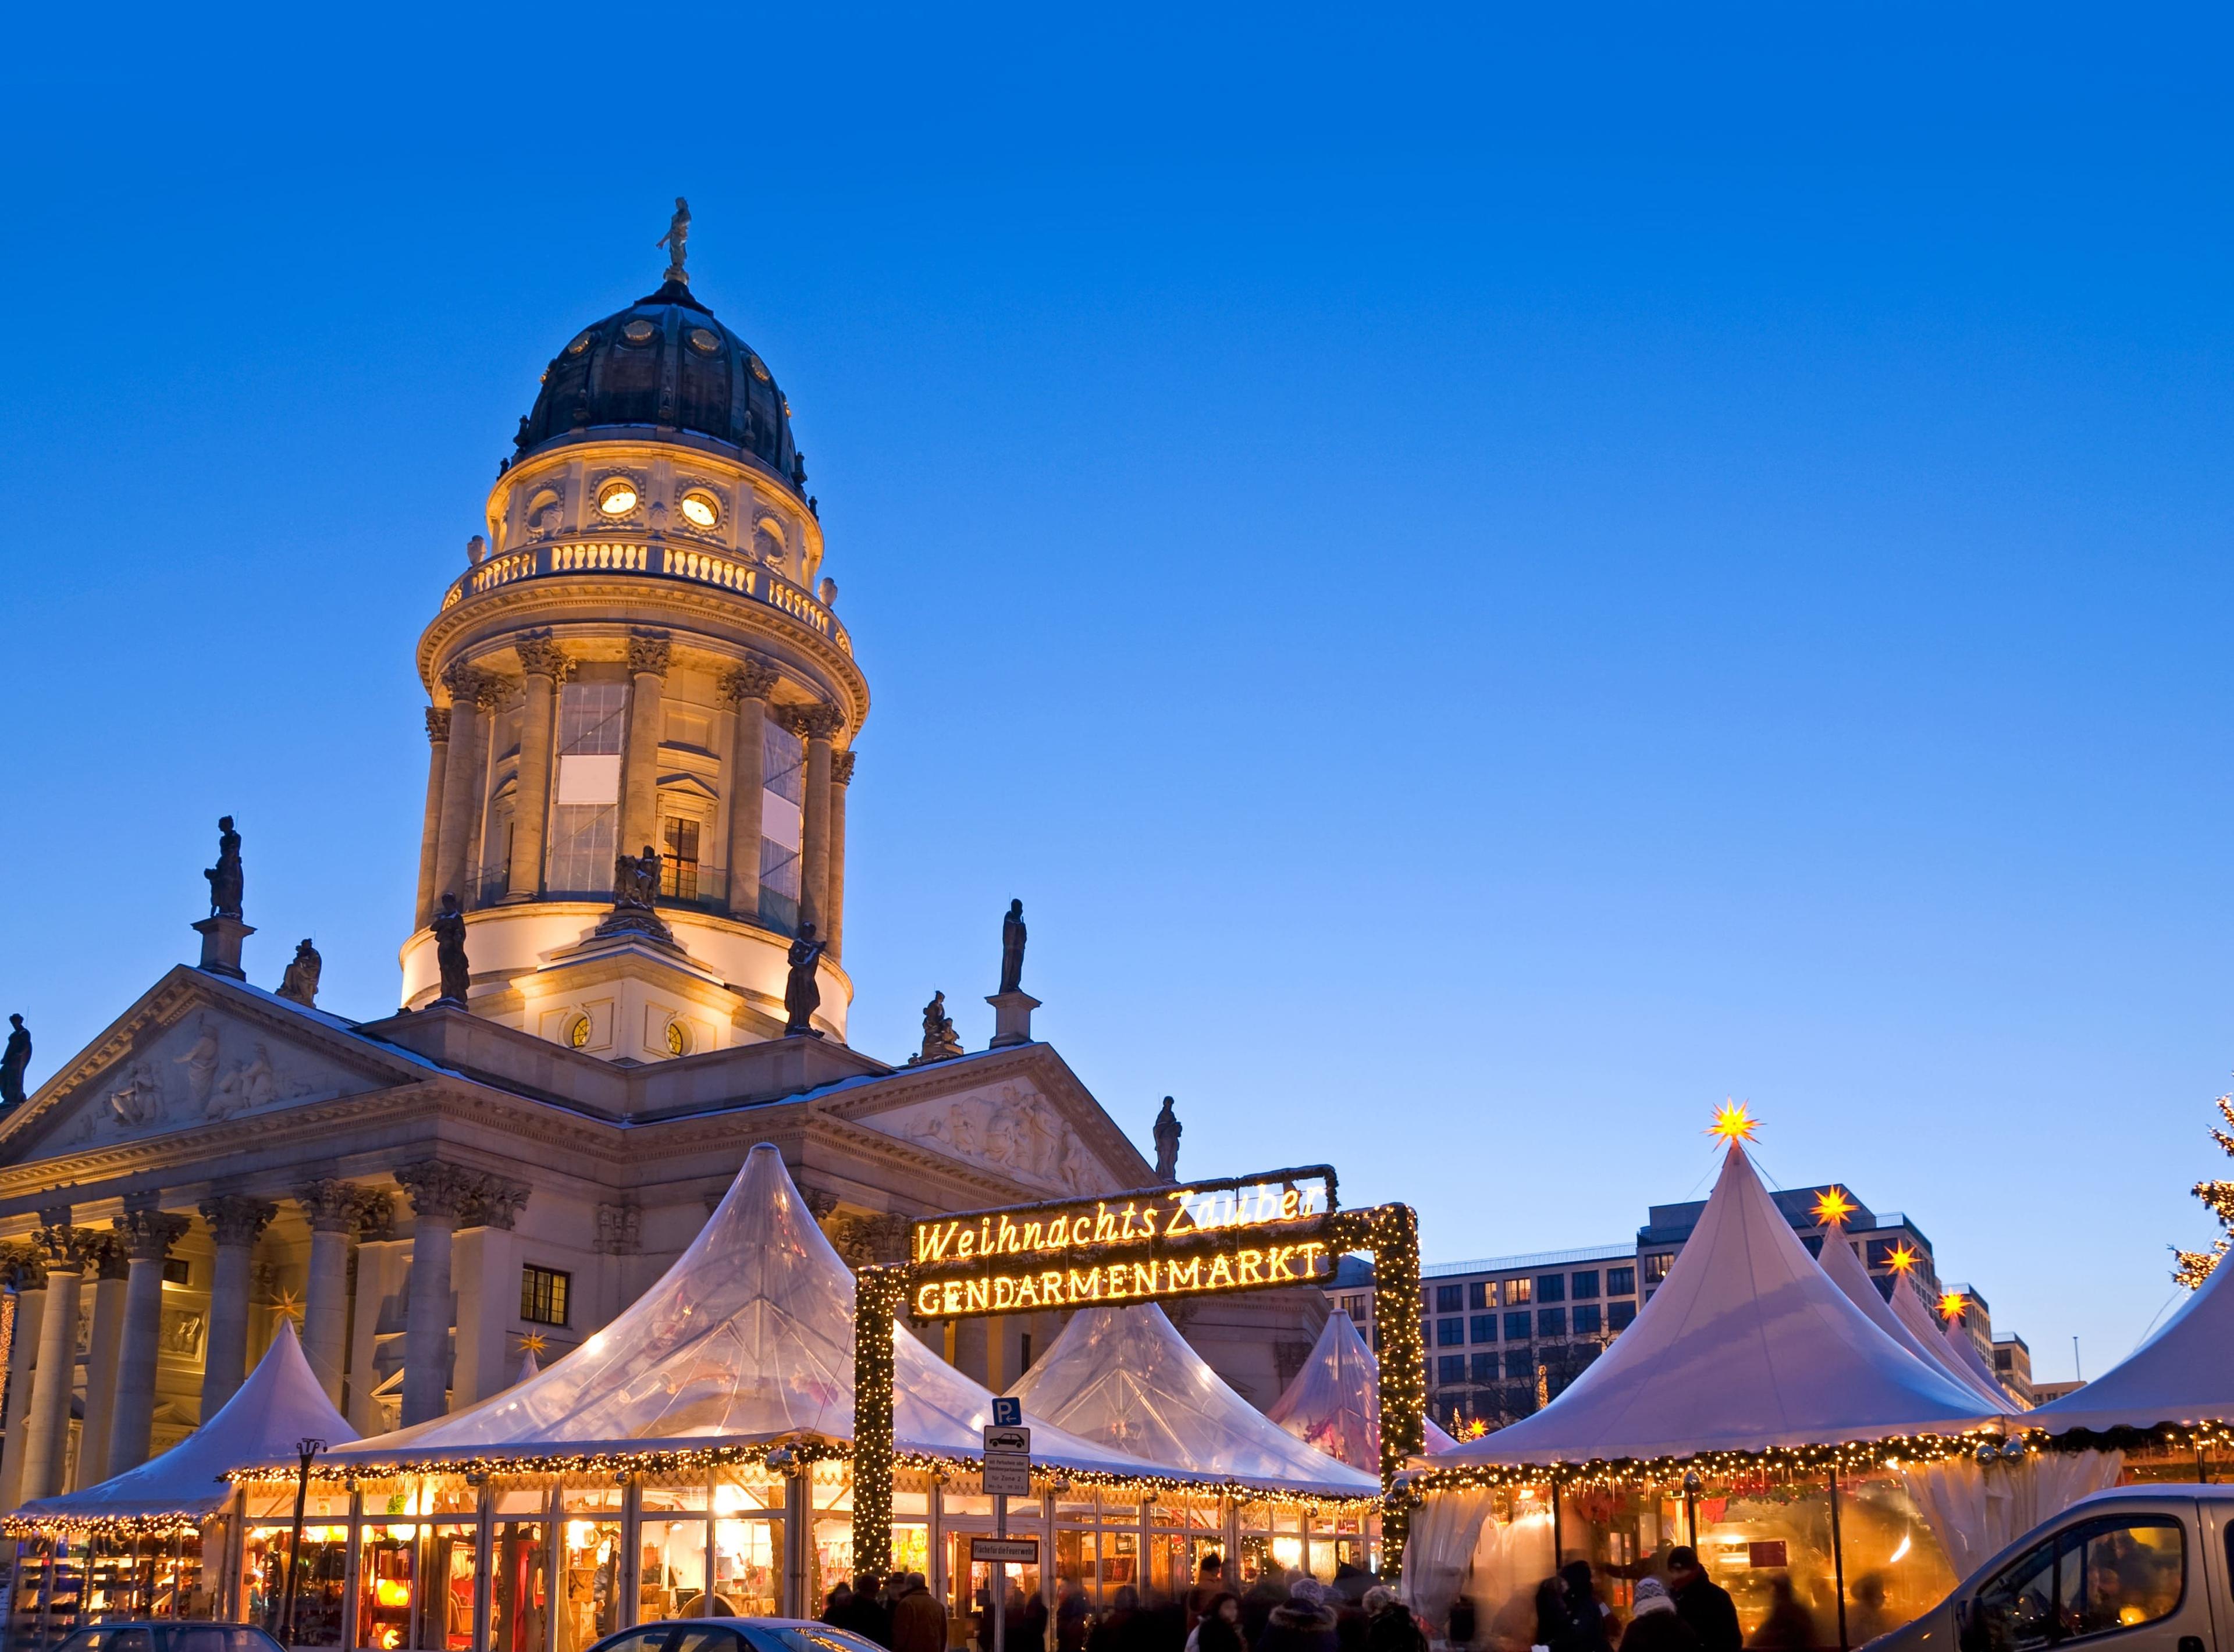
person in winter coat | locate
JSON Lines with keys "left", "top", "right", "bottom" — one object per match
{"left": 890, "top": 1574, "right": 949, "bottom": 1652}
{"left": 1088, "top": 1586, "right": 1144, "bottom": 1652}
{"left": 1616, "top": 1579, "right": 1699, "bottom": 1652}
{"left": 1745, "top": 1579, "right": 1816, "bottom": 1652}
{"left": 1243, "top": 1569, "right": 1294, "bottom": 1648}
{"left": 1186, "top": 1559, "right": 1229, "bottom": 1632}
{"left": 1259, "top": 1579, "right": 1342, "bottom": 1652}
{"left": 1361, "top": 1586, "right": 1427, "bottom": 1652}
{"left": 1186, "top": 1594, "right": 1244, "bottom": 1652}
{"left": 848, "top": 1573, "right": 894, "bottom": 1648}
{"left": 1663, "top": 1551, "right": 1741, "bottom": 1652}
{"left": 1056, "top": 1582, "right": 1094, "bottom": 1652}
{"left": 1554, "top": 1564, "right": 1610, "bottom": 1652}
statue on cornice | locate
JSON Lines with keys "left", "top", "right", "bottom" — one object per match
{"left": 916, "top": 992, "right": 963, "bottom": 1063}
{"left": 784, "top": 923, "right": 827, "bottom": 1038}
{"left": 656, "top": 197, "right": 691, "bottom": 285}
{"left": 432, "top": 893, "right": 470, "bottom": 1005}
{"left": 998, "top": 899, "right": 1027, "bottom": 995}
{"left": 277, "top": 939, "right": 322, "bottom": 1008}
{"left": 613, "top": 845, "right": 662, "bottom": 910}
{"left": 205, "top": 816, "right": 243, "bottom": 918}
{"left": 1153, "top": 1096, "right": 1182, "bottom": 1183}
{"left": 0, "top": 1014, "right": 29, "bottom": 1110}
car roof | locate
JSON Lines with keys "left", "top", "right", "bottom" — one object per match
{"left": 2069, "top": 1483, "right": 2234, "bottom": 1505}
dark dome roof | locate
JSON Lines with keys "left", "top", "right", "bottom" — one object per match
{"left": 514, "top": 280, "right": 805, "bottom": 492}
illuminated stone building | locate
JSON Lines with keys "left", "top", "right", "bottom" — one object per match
{"left": 0, "top": 250, "right": 1326, "bottom": 1508}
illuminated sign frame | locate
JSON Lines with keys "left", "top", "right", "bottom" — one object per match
{"left": 851, "top": 1165, "right": 1422, "bottom": 1580}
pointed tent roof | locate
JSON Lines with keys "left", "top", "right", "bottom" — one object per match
{"left": 1435, "top": 1143, "right": 1998, "bottom": 1466}
{"left": 1816, "top": 1222, "right": 2009, "bottom": 1409}
{"left": 514, "top": 1349, "right": 542, "bottom": 1384}
{"left": 1265, "top": 1309, "right": 1457, "bottom": 1471}
{"left": 2026, "top": 1259, "right": 2234, "bottom": 1436}
{"left": 15, "top": 1320, "right": 355, "bottom": 1528}
{"left": 1938, "top": 1313, "right": 2021, "bottom": 1409}
{"left": 1007, "top": 1304, "right": 1379, "bottom": 1500}
{"left": 322, "top": 1145, "right": 1211, "bottom": 1486}
{"left": 1878, "top": 1266, "right": 2007, "bottom": 1405}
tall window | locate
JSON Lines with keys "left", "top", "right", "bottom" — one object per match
{"left": 549, "top": 683, "right": 627, "bottom": 895}
{"left": 1644, "top": 1252, "right": 1673, "bottom": 1283}
{"left": 1607, "top": 1266, "right": 1636, "bottom": 1297}
{"left": 1504, "top": 1276, "right": 1532, "bottom": 1305}
{"left": 759, "top": 720, "right": 804, "bottom": 931}
{"left": 661, "top": 815, "right": 702, "bottom": 900}
{"left": 1435, "top": 1284, "right": 1463, "bottom": 1313}
{"left": 1536, "top": 1274, "right": 1566, "bottom": 1304}
{"left": 520, "top": 1264, "right": 571, "bottom": 1327}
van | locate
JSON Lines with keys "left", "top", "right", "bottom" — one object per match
{"left": 1869, "top": 1485, "right": 2234, "bottom": 1652}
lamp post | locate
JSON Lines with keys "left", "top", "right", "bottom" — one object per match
{"left": 275, "top": 1436, "right": 328, "bottom": 1644}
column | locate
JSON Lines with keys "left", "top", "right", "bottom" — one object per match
{"left": 796, "top": 704, "right": 841, "bottom": 937}
{"left": 108, "top": 1208, "right": 190, "bottom": 1478}
{"left": 20, "top": 1219, "right": 90, "bottom": 1502}
{"left": 197, "top": 1195, "right": 276, "bottom": 1419}
{"left": 619, "top": 632, "right": 671, "bottom": 863}
{"left": 432, "top": 663, "right": 492, "bottom": 912}
{"left": 294, "top": 1181, "right": 360, "bottom": 1406}
{"left": 450, "top": 1177, "right": 529, "bottom": 1407}
{"left": 346, "top": 1193, "right": 402, "bottom": 1436}
{"left": 507, "top": 635, "right": 567, "bottom": 903}
{"left": 394, "top": 1162, "right": 475, "bottom": 1426}
{"left": 415, "top": 707, "right": 451, "bottom": 929}
{"left": 827, "top": 749, "right": 855, "bottom": 960}
{"left": 719, "top": 662, "right": 777, "bottom": 923}
{"left": 73, "top": 1236, "right": 129, "bottom": 1491}
{"left": 1, "top": 1258, "right": 48, "bottom": 1511}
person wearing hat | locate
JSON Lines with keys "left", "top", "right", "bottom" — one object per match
{"left": 1616, "top": 1580, "right": 1698, "bottom": 1652}
{"left": 1662, "top": 1550, "right": 1739, "bottom": 1652}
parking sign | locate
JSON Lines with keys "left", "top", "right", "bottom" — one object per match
{"left": 991, "top": 1396, "right": 1022, "bottom": 1427}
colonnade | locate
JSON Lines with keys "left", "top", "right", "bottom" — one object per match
{"left": 0, "top": 1158, "right": 536, "bottom": 1509}
{"left": 414, "top": 632, "right": 853, "bottom": 957}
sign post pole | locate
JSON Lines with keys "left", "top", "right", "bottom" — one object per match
{"left": 992, "top": 1491, "right": 1006, "bottom": 1652}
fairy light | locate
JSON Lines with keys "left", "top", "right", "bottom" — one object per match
{"left": 1706, "top": 1102, "right": 1760, "bottom": 1144}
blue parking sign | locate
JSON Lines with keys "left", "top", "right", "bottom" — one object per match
{"left": 991, "top": 1396, "right": 1022, "bottom": 1427}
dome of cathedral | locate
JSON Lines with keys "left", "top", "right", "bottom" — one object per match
{"left": 513, "top": 279, "right": 805, "bottom": 493}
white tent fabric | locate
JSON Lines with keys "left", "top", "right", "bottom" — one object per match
{"left": 324, "top": 1144, "right": 1183, "bottom": 1484}
{"left": 1265, "top": 1309, "right": 1456, "bottom": 1470}
{"left": 514, "top": 1349, "right": 541, "bottom": 1384}
{"left": 1007, "top": 1304, "right": 1379, "bottom": 1499}
{"left": 1880, "top": 1268, "right": 2012, "bottom": 1408}
{"left": 1433, "top": 1143, "right": 1998, "bottom": 1465}
{"left": 2026, "top": 1256, "right": 2234, "bottom": 1434}
{"left": 1896, "top": 1450, "right": 2125, "bottom": 1578}
{"left": 17, "top": 1320, "right": 355, "bottom": 1527}
{"left": 1941, "top": 1316, "right": 2021, "bottom": 1409}
{"left": 1817, "top": 1227, "right": 2009, "bottom": 1409}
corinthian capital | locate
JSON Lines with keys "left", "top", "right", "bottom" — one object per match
{"left": 198, "top": 1195, "right": 278, "bottom": 1249}
{"left": 425, "top": 706, "right": 452, "bottom": 744}
{"left": 295, "top": 1179, "right": 364, "bottom": 1236}
{"left": 458, "top": 1175, "right": 531, "bottom": 1233}
{"left": 780, "top": 703, "right": 842, "bottom": 743}
{"left": 118, "top": 1208, "right": 191, "bottom": 1263}
{"left": 719, "top": 660, "right": 781, "bottom": 703}
{"left": 626, "top": 631, "right": 673, "bottom": 678}
{"left": 393, "top": 1160, "right": 479, "bottom": 1222}
{"left": 833, "top": 750, "right": 858, "bottom": 786}
{"left": 86, "top": 1233, "right": 129, "bottom": 1282}
{"left": 515, "top": 631, "right": 570, "bottom": 681}
{"left": 33, "top": 1223, "right": 96, "bottom": 1270}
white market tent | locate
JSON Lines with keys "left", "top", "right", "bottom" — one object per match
{"left": 1432, "top": 1141, "right": 1997, "bottom": 1467}
{"left": 1816, "top": 1222, "right": 2011, "bottom": 1411}
{"left": 1265, "top": 1308, "right": 1457, "bottom": 1471}
{"left": 2025, "top": 1253, "right": 2234, "bottom": 1436}
{"left": 16, "top": 1321, "right": 355, "bottom": 1528}
{"left": 1007, "top": 1304, "right": 1380, "bottom": 1500}
{"left": 321, "top": 1143, "right": 1187, "bottom": 1484}
{"left": 1940, "top": 1313, "right": 2021, "bottom": 1409}
{"left": 1878, "top": 1265, "right": 2012, "bottom": 1407}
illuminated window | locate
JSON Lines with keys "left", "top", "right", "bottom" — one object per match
{"left": 660, "top": 816, "right": 701, "bottom": 901}
{"left": 596, "top": 478, "right": 638, "bottom": 516}
{"left": 1644, "top": 1252, "right": 1673, "bottom": 1283}
{"left": 567, "top": 1014, "right": 591, "bottom": 1050}
{"left": 1607, "top": 1266, "right": 1635, "bottom": 1297}
{"left": 622, "top": 320, "right": 657, "bottom": 344}
{"left": 679, "top": 489, "right": 720, "bottom": 529}
{"left": 1504, "top": 1276, "right": 1532, "bottom": 1305}
{"left": 521, "top": 1265, "right": 571, "bottom": 1327}
{"left": 664, "top": 1021, "right": 690, "bottom": 1057}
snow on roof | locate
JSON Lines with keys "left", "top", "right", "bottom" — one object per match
{"left": 318, "top": 1144, "right": 1207, "bottom": 1486}
{"left": 1433, "top": 1142, "right": 1998, "bottom": 1466}
{"left": 1265, "top": 1307, "right": 1457, "bottom": 1470}
{"left": 1006, "top": 1304, "right": 1379, "bottom": 1501}
{"left": 2025, "top": 1258, "right": 2234, "bottom": 1436}
{"left": 16, "top": 1321, "right": 355, "bottom": 1528}
{"left": 1816, "top": 1224, "right": 2011, "bottom": 1411}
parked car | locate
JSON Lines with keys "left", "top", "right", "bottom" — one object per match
{"left": 1866, "top": 1485, "right": 2234, "bottom": 1652}
{"left": 55, "top": 1628, "right": 283, "bottom": 1652}
{"left": 589, "top": 1622, "right": 890, "bottom": 1652}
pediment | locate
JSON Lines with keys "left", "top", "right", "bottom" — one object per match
{"left": 3, "top": 970, "right": 425, "bottom": 1163}
{"left": 839, "top": 1069, "right": 1132, "bottom": 1198}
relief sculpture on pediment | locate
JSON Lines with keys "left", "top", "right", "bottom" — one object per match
{"left": 898, "top": 1081, "right": 1104, "bottom": 1195}
{"left": 51, "top": 1014, "right": 338, "bottom": 1152}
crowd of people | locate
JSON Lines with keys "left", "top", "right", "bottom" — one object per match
{"left": 821, "top": 1557, "right": 1432, "bottom": 1652}
{"left": 1470, "top": 1546, "right": 1826, "bottom": 1652}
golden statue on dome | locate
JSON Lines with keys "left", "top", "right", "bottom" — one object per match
{"left": 656, "top": 197, "right": 691, "bottom": 285}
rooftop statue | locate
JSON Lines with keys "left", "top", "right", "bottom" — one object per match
{"left": 432, "top": 894, "right": 470, "bottom": 1005}
{"left": 784, "top": 924, "right": 827, "bottom": 1038}
{"left": 1153, "top": 1095, "right": 1182, "bottom": 1183}
{"left": 205, "top": 816, "right": 243, "bottom": 919}
{"left": 0, "top": 1014, "right": 29, "bottom": 1110}
{"left": 916, "top": 991, "right": 963, "bottom": 1063}
{"left": 277, "top": 939, "right": 322, "bottom": 1009}
{"left": 656, "top": 197, "right": 691, "bottom": 285}
{"left": 999, "top": 899, "right": 1027, "bottom": 995}
{"left": 613, "top": 845, "right": 662, "bottom": 910}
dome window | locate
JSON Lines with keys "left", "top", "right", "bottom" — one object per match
{"left": 566, "top": 1014, "right": 592, "bottom": 1050}
{"left": 687, "top": 327, "right": 721, "bottom": 355}
{"left": 679, "top": 490, "right": 720, "bottom": 529}
{"left": 566, "top": 332, "right": 593, "bottom": 355}
{"left": 596, "top": 479, "right": 639, "bottom": 517}
{"left": 664, "top": 1020, "right": 692, "bottom": 1057}
{"left": 749, "top": 355, "right": 771, "bottom": 383}
{"left": 622, "top": 319, "right": 657, "bottom": 345}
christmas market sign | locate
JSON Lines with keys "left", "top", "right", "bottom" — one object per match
{"left": 906, "top": 1166, "right": 1341, "bottom": 1319}
{"left": 849, "top": 1163, "right": 1427, "bottom": 1583}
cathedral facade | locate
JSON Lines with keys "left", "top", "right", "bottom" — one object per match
{"left": 0, "top": 244, "right": 1325, "bottom": 1511}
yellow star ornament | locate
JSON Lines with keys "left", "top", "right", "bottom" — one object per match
{"left": 1812, "top": 1187, "right": 1856, "bottom": 1227}
{"left": 1885, "top": 1242, "right": 1920, "bottom": 1275}
{"left": 1938, "top": 1291, "right": 1966, "bottom": 1323}
{"left": 1707, "top": 1101, "right": 1760, "bottom": 1144}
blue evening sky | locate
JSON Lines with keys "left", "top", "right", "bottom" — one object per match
{"left": 3, "top": 5, "right": 2229, "bottom": 1381}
